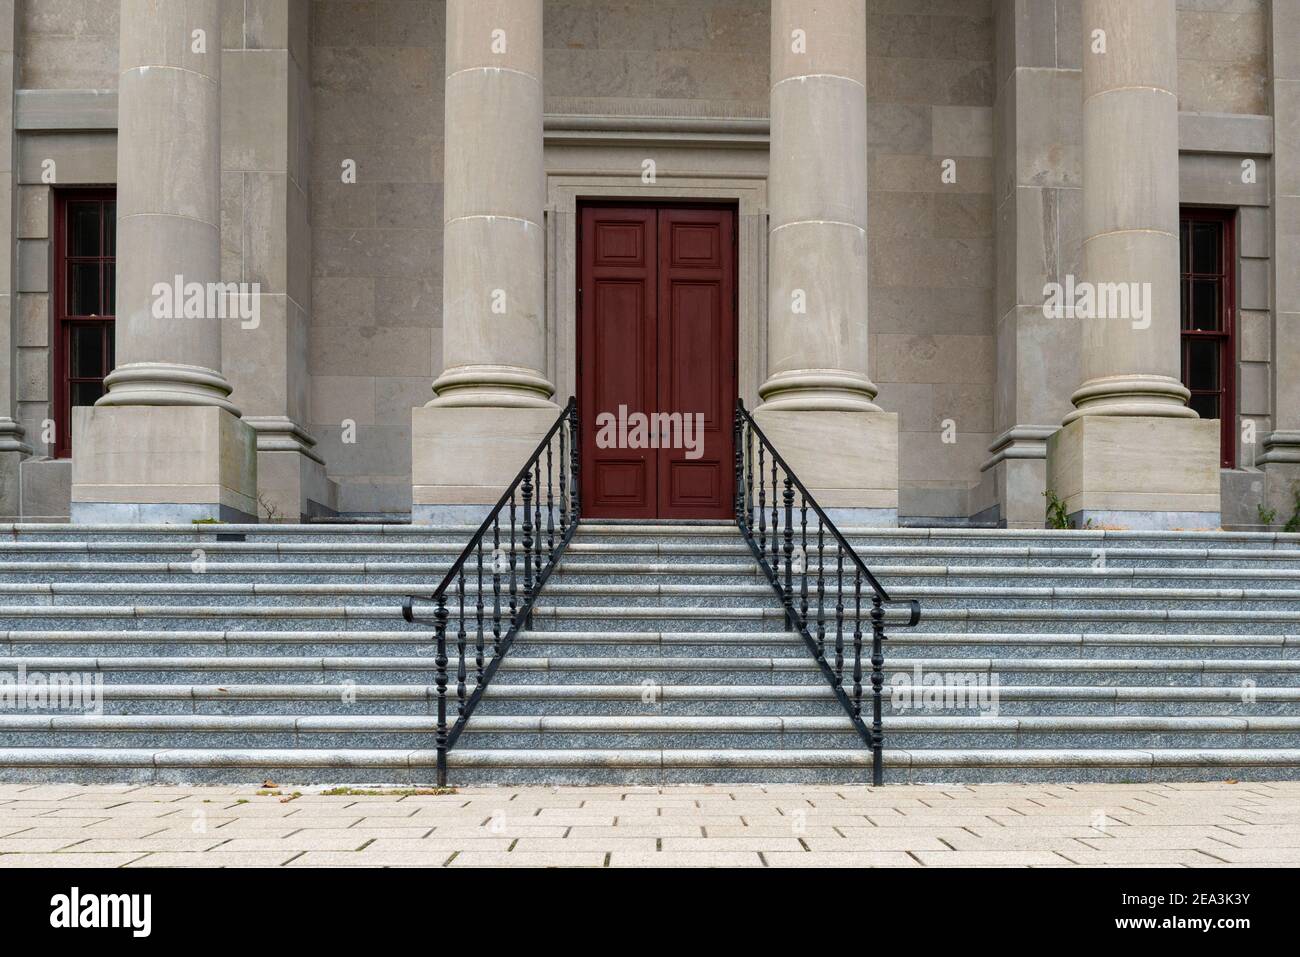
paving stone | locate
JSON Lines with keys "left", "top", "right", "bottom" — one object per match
{"left": 125, "top": 851, "right": 302, "bottom": 867}
{"left": 446, "top": 852, "right": 607, "bottom": 868}
{"left": 608, "top": 851, "right": 764, "bottom": 867}
{"left": 911, "top": 849, "right": 1072, "bottom": 866}
{"left": 2, "top": 852, "right": 149, "bottom": 867}
{"left": 764, "top": 851, "right": 919, "bottom": 867}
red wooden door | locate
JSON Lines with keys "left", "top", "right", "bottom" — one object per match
{"left": 579, "top": 205, "right": 737, "bottom": 519}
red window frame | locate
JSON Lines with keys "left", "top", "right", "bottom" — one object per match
{"left": 1179, "top": 207, "right": 1236, "bottom": 470}
{"left": 51, "top": 188, "right": 116, "bottom": 458}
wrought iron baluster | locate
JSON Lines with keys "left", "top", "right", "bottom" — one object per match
{"left": 558, "top": 420, "right": 569, "bottom": 537}
{"left": 799, "top": 495, "right": 809, "bottom": 624}
{"left": 569, "top": 404, "right": 581, "bottom": 519}
{"left": 533, "top": 459, "right": 544, "bottom": 574}
{"left": 764, "top": 455, "right": 774, "bottom": 572}
{"left": 852, "top": 569, "right": 863, "bottom": 717}
{"left": 521, "top": 471, "right": 534, "bottom": 629}
{"left": 834, "top": 544, "right": 844, "bottom": 685}
{"left": 492, "top": 517, "right": 502, "bottom": 654}
{"left": 456, "top": 573, "right": 467, "bottom": 713}
{"left": 748, "top": 421, "right": 759, "bottom": 527}
{"left": 733, "top": 407, "right": 743, "bottom": 519}
{"left": 757, "top": 443, "right": 766, "bottom": 556}
{"left": 433, "top": 597, "right": 449, "bottom": 787}
{"left": 508, "top": 493, "right": 518, "bottom": 624}
{"left": 871, "top": 593, "right": 885, "bottom": 786}
{"left": 546, "top": 440, "right": 555, "bottom": 557}
{"left": 816, "top": 520, "right": 825, "bottom": 659}
{"left": 475, "top": 540, "right": 485, "bottom": 683}
{"left": 782, "top": 475, "right": 794, "bottom": 623}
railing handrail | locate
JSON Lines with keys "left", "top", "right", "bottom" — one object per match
{"left": 402, "top": 396, "right": 577, "bottom": 624}
{"left": 399, "top": 396, "right": 581, "bottom": 786}
{"left": 734, "top": 396, "right": 921, "bottom": 785}
{"left": 736, "top": 398, "right": 919, "bottom": 625}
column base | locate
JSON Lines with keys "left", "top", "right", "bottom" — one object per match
{"left": 750, "top": 407, "right": 898, "bottom": 527}
{"left": 71, "top": 406, "right": 258, "bottom": 524}
{"left": 1046, "top": 415, "right": 1221, "bottom": 530}
{"left": 1259, "top": 431, "right": 1300, "bottom": 527}
{"left": 1262, "top": 464, "right": 1300, "bottom": 528}
{"left": 17, "top": 458, "right": 72, "bottom": 522}
{"left": 977, "top": 425, "right": 1058, "bottom": 528}
{"left": 255, "top": 449, "right": 339, "bottom": 523}
{"left": 243, "top": 417, "right": 339, "bottom": 522}
{"left": 411, "top": 403, "right": 561, "bottom": 525}
{"left": 0, "top": 450, "right": 26, "bottom": 521}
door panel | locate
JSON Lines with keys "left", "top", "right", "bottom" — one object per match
{"left": 579, "top": 204, "right": 736, "bottom": 520}
{"left": 580, "top": 208, "right": 658, "bottom": 519}
{"left": 656, "top": 208, "right": 735, "bottom": 518}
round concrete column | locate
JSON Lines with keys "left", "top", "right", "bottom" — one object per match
{"left": 99, "top": 0, "right": 236, "bottom": 412}
{"left": 1066, "top": 0, "right": 1192, "bottom": 421}
{"left": 430, "top": 0, "right": 553, "bottom": 409}
{"left": 759, "top": 0, "right": 878, "bottom": 412}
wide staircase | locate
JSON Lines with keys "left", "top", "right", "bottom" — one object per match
{"left": 1, "top": 520, "right": 1299, "bottom": 784}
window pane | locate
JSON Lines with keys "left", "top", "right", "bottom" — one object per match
{"left": 67, "top": 262, "right": 100, "bottom": 315}
{"left": 70, "top": 381, "right": 105, "bottom": 408}
{"left": 107, "top": 327, "right": 115, "bottom": 369}
{"left": 1180, "top": 279, "right": 1191, "bottom": 329}
{"left": 1192, "top": 222, "right": 1220, "bottom": 274}
{"left": 1184, "top": 339, "right": 1220, "bottom": 391}
{"left": 67, "top": 202, "right": 101, "bottom": 257}
{"left": 104, "top": 266, "right": 115, "bottom": 316}
{"left": 69, "top": 325, "right": 105, "bottom": 378}
{"left": 1189, "top": 392, "right": 1219, "bottom": 420}
{"left": 103, "top": 201, "right": 116, "bottom": 256}
{"left": 1179, "top": 222, "right": 1189, "bottom": 273}
{"left": 1190, "top": 279, "right": 1220, "bottom": 331}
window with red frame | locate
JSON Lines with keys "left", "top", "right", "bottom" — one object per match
{"left": 1179, "top": 208, "right": 1236, "bottom": 469}
{"left": 52, "top": 189, "right": 116, "bottom": 458}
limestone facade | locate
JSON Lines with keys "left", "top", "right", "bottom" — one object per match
{"left": 0, "top": 0, "right": 1290, "bottom": 529}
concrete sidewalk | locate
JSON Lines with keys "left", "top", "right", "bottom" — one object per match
{"left": 1, "top": 781, "right": 1298, "bottom": 867}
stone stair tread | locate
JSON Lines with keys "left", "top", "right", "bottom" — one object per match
{"left": 0, "top": 746, "right": 1297, "bottom": 771}
{"left": 3, "top": 713, "right": 1299, "bottom": 732}
{"left": 6, "top": 654, "right": 1300, "bottom": 673}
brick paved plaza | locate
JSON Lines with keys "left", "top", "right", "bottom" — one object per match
{"left": 0, "top": 781, "right": 1297, "bottom": 868}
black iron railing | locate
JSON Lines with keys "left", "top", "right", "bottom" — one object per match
{"left": 734, "top": 399, "right": 921, "bottom": 785}
{"left": 402, "top": 397, "right": 580, "bottom": 786}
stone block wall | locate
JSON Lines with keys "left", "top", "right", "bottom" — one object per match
{"left": 1176, "top": 0, "right": 1268, "bottom": 115}
{"left": 0, "top": 0, "right": 1289, "bottom": 524}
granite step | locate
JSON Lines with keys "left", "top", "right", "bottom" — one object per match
{"left": 0, "top": 746, "right": 1295, "bottom": 785}
{"left": 2, "top": 602, "right": 1296, "bottom": 634}
{"left": 8, "top": 628, "right": 1297, "bottom": 660}
{"left": 2, "top": 520, "right": 1299, "bottom": 784}
{"left": 4, "top": 714, "right": 1300, "bottom": 752}
{"left": 6, "top": 654, "right": 1300, "bottom": 687}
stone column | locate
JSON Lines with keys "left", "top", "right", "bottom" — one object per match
{"left": 0, "top": 0, "right": 31, "bottom": 519}
{"left": 71, "top": 0, "right": 257, "bottom": 523}
{"left": 411, "top": 0, "right": 557, "bottom": 523}
{"left": 1260, "top": 0, "right": 1300, "bottom": 519}
{"left": 1045, "top": 0, "right": 1220, "bottom": 528}
{"left": 221, "top": 0, "right": 336, "bottom": 522}
{"left": 977, "top": 0, "right": 1082, "bottom": 529}
{"left": 754, "top": 0, "right": 898, "bottom": 525}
